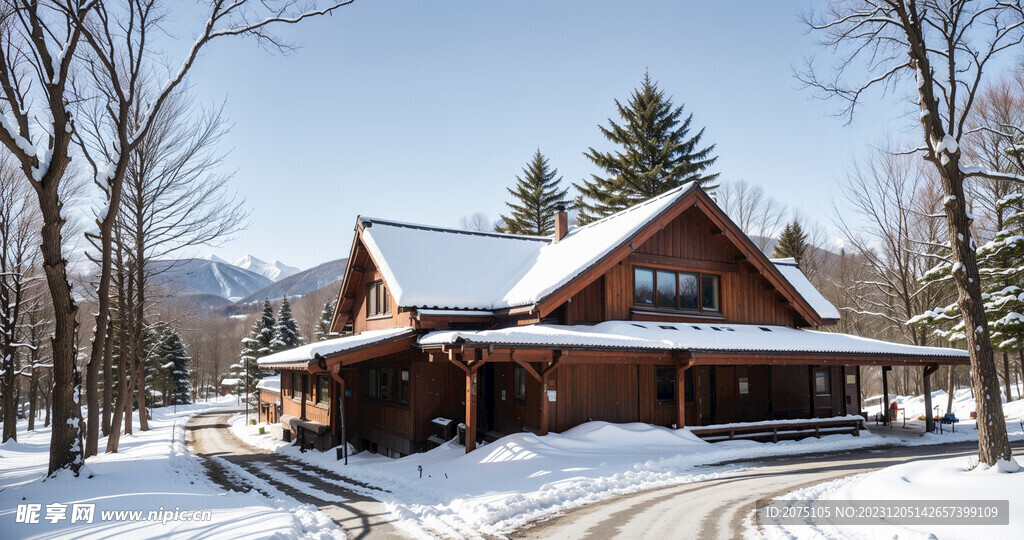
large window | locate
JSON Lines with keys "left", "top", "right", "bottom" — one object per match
{"left": 291, "top": 372, "right": 302, "bottom": 398}
{"left": 366, "top": 280, "right": 391, "bottom": 317}
{"left": 367, "top": 366, "right": 409, "bottom": 405}
{"left": 815, "top": 368, "right": 830, "bottom": 396}
{"left": 634, "top": 267, "right": 721, "bottom": 314}
{"left": 514, "top": 366, "right": 527, "bottom": 401}
{"left": 316, "top": 375, "right": 329, "bottom": 405}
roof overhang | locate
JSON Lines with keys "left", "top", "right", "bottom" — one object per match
{"left": 257, "top": 327, "right": 417, "bottom": 371}
{"left": 417, "top": 322, "right": 969, "bottom": 367}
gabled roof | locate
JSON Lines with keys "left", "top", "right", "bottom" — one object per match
{"left": 335, "top": 183, "right": 836, "bottom": 326}
{"left": 357, "top": 183, "right": 700, "bottom": 310}
{"left": 419, "top": 321, "right": 967, "bottom": 360}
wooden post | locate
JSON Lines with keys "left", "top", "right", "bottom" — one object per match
{"left": 300, "top": 373, "right": 308, "bottom": 421}
{"left": 882, "top": 366, "right": 891, "bottom": 426}
{"left": 675, "top": 356, "right": 695, "bottom": 428}
{"left": 465, "top": 362, "right": 478, "bottom": 453}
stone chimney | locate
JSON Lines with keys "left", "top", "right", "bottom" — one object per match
{"left": 554, "top": 204, "right": 568, "bottom": 242}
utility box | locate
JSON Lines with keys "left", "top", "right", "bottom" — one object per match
{"left": 428, "top": 417, "right": 455, "bottom": 448}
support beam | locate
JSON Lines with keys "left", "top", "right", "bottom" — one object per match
{"left": 300, "top": 373, "right": 308, "bottom": 421}
{"left": 465, "top": 361, "right": 479, "bottom": 453}
{"left": 923, "top": 364, "right": 939, "bottom": 433}
{"left": 676, "top": 356, "right": 695, "bottom": 428}
{"left": 882, "top": 366, "right": 891, "bottom": 427}
{"left": 330, "top": 370, "right": 347, "bottom": 464}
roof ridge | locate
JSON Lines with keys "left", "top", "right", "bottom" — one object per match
{"left": 359, "top": 216, "right": 551, "bottom": 242}
{"left": 566, "top": 182, "right": 697, "bottom": 236}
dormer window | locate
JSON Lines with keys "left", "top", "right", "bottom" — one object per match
{"left": 367, "top": 280, "right": 391, "bottom": 317}
{"left": 633, "top": 267, "right": 721, "bottom": 314}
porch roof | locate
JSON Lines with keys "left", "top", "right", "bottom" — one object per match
{"left": 257, "top": 327, "right": 416, "bottom": 369}
{"left": 417, "top": 321, "right": 968, "bottom": 362}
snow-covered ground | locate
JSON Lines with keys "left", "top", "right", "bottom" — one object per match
{"left": 865, "top": 386, "right": 1024, "bottom": 421}
{"left": 0, "top": 397, "right": 342, "bottom": 539}
{"left": 230, "top": 412, "right": 1008, "bottom": 538}
{"left": 750, "top": 455, "right": 1024, "bottom": 540}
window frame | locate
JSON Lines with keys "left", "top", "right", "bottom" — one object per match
{"left": 366, "top": 366, "right": 409, "bottom": 406}
{"left": 632, "top": 266, "right": 722, "bottom": 315}
{"left": 316, "top": 375, "right": 329, "bottom": 406}
{"left": 366, "top": 280, "right": 392, "bottom": 318}
{"left": 815, "top": 368, "right": 831, "bottom": 396}
{"left": 655, "top": 365, "right": 676, "bottom": 404}
{"left": 513, "top": 366, "right": 527, "bottom": 402}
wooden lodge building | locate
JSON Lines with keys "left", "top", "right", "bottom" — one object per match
{"left": 258, "top": 183, "right": 968, "bottom": 456}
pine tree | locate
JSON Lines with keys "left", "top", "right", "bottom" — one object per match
{"left": 497, "top": 149, "right": 570, "bottom": 236}
{"left": 314, "top": 299, "right": 337, "bottom": 342}
{"left": 271, "top": 296, "right": 304, "bottom": 352}
{"left": 151, "top": 327, "right": 190, "bottom": 406}
{"left": 232, "top": 299, "right": 276, "bottom": 412}
{"left": 773, "top": 220, "right": 809, "bottom": 267}
{"left": 574, "top": 71, "right": 718, "bottom": 224}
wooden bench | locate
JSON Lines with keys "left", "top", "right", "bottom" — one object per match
{"left": 689, "top": 417, "right": 864, "bottom": 443}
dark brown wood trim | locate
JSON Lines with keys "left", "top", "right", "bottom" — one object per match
{"left": 628, "top": 253, "right": 739, "bottom": 274}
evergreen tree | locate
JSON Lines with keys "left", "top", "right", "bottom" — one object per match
{"left": 314, "top": 299, "right": 337, "bottom": 342}
{"left": 497, "top": 149, "right": 570, "bottom": 236}
{"left": 773, "top": 220, "right": 809, "bottom": 267}
{"left": 232, "top": 299, "right": 276, "bottom": 412}
{"left": 151, "top": 327, "right": 190, "bottom": 406}
{"left": 271, "top": 296, "right": 304, "bottom": 351}
{"left": 574, "top": 71, "right": 718, "bottom": 224}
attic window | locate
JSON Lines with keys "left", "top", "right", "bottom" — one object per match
{"left": 759, "top": 327, "right": 772, "bottom": 332}
{"left": 659, "top": 325, "right": 676, "bottom": 330}
{"left": 633, "top": 267, "right": 720, "bottom": 314}
{"left": 366, "top": 280, "right": 391, "bottom": 317}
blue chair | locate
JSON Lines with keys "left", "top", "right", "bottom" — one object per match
{"left": 939, "top": 413, "right": 959, "bottom": 433}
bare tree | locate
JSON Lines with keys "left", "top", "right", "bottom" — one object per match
{"left": 802, "top": 0, "right": 1024, "bottom": 466}
{"left": 459, "top": 212, "right": 495, "bottom": 232}
{"left": 0, "top": 0, "right": 352, "bottom": 475}
{"left": 714, "top": 179, "right": 788, "bottom": 252}
{"left": 0, "top": 153, "right": 40, "bottom": 442}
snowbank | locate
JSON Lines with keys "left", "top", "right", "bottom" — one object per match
{"left": 0, "top": 397, "right": 343, "bottom": 539}
{"left": 752, "top": 455, "right": 1024, "bottom": 540}
{"left": 232, "top": 415, "right": 902, "bottom": 537}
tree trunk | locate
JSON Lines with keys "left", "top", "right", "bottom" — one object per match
{"left": 36, "top": 184, "right": 85, "bottom": 476}
{"left": 101, "top": 328, "right": 113, "bottom": 436}
{"left": 1003, "top": 352, "right": 1013, "bottom": 402}
{"left": 946, "top": 366, "right": 955, "bottom": 415}
{"left": 1, "top": 348, "right": 15, "bottom": 442}
{"left": 28, "top": 370, "right": 38, "bottom": 431}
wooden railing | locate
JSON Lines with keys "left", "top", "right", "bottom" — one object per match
{"left": 689, "top": 417, "right": 864, "bottom": 443}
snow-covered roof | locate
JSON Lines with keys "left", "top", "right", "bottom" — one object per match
{"left": 220, "top": 378, "right": 241, "bottom": 386}
{"left": 770, "top": 258, "right": 841, "bottom": 320}
{"left": 419, "top": 321, "right": 968, "bottom": 358}
{"left": 257, "top": 327, "right": 416, "bottom": 367}
{"left": 415, "top": 309, "right": 495, "bottom": 317}
{"left": 256, "top": 375, "right": 281, "bottom": 394}
{"left": 360, "top": 183, "right": 698, "bottom": 310}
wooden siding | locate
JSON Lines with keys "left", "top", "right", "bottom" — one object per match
{"left": 566, "top": 207, "right": 798, "bottom": 327}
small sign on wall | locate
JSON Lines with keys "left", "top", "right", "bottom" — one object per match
{"left": 738, "top": 377, "right": 749, "bottom": 395}
{"left": 846, "top": 374, "right": 856, "bottom": 385}
{"left": 547, "top": 390, "right": 557, "bottom": 402}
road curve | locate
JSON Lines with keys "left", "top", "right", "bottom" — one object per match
{"left": 186, "top": 408, "right": 409, "bottom": 540}
{"left": 512, "top": 440, "right": 1024, "bottom": 540}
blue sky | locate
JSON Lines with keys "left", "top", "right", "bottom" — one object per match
{"left": 173, "top": 0, "right": 912, "bottom": 269}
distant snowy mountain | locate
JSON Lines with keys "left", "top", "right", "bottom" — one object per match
{"left": 200, "top": 253, "right": 229, "bottom": 265}
{"left": 234, "top": 255, "right": 300, "bottom": 282}
{"left": 149, "top": 259, "right": 272, "bottom": 300}
{"left": 239, "top": 258, "right": 348, "bottom": 304}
